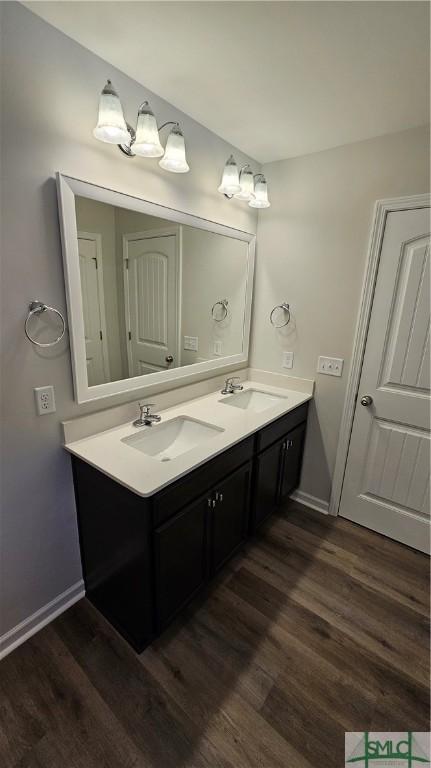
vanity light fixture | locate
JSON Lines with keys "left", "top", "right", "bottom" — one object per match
{"left": 93, "top": 80, "right": 130, "bottom": 145}
{"left": 93, "top": 80, "right": 190, "bottom": 173}
{"left": 218, "top": 156, "right": 270, "bottom": 208}
{"left": 249, "top": 174, "right": 270, "bottom": 209}
{"left": 218, "top": 155, "right": 241, "bottom": 196}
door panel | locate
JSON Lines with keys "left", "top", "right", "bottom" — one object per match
{"left": 380, "top": 239, "right": 430, "bottom": 392}
{"left": 280, "top": 423, "right": 306, "bottom": 499}
{"left": 154, "top": 494, "right": 207, "bottom": 629}
{"left": 211, "top": 463, "right": 251, "bottom": 574}
{"left": 340, "top": 207, "right": 430, "bottom": 552}
{"left": 78, "top": 236, "right": 107, "bottom": 386}
{"left": 253, "top": 439, "right": 283, "bottom": 530}
{"left": 125, "top": 233, "right": 177, "bottom": 376}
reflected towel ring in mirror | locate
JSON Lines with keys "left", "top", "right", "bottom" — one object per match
{"left": 25, "top": 300, "right": 66, "bottom": 347}
{"left": 270, "top": 302, "right": 290, "bottom": 328}
{"left": 212, "top": 299, "right": 229, "bottom": 321}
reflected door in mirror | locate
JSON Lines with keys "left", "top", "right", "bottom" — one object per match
{"left": 125, "top": 232, "right": 178, "bottom": 376}
{"left": 78, "top": 233, "right": 110, "bottom": 386}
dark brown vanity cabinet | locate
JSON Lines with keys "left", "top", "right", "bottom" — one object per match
{"left": 72, "top": 401, "right": 308, "bottom": 652}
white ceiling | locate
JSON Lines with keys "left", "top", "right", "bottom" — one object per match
{"left": 24, "top": 1, "right": 430, "bottom": 163}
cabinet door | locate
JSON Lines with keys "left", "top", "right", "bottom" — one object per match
{"left": 211, "top": 463, "right": 252, "bottom": 575}
{"left": 154, "top": 494, "right": 208, "bottom": 630}
{"left": 280, "top": 422, "right": 306, "bottom": 499}
{"left": 253, "top": 439, "right": 284, "bottom": 530}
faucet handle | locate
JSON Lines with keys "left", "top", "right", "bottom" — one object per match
{"left": 139, "top": 402, "right": 155, "bottom": 416}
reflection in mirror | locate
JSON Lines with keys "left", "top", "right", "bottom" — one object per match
{"left": 75, "top": 196, "right": 249, "bottom": 387}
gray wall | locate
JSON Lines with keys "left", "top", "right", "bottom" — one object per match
{"left": 0, "top": 2, "right": 257, "bottom": 636}
{"left": 251, "top": 124, "right": 430, "bottom": 503}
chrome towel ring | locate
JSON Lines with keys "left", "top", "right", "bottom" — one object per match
{"left": 212, "top": 298, "right": 228, "bottom": 321}
{"left": 25, "top": 300, "right": 66, "bottom": 347}
{"left": 270, "top": 302, "right": 291, "bottom": 328}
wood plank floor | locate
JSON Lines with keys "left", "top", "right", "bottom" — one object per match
{"left": 1, "top": 503, "right": 429, "bottom": 768}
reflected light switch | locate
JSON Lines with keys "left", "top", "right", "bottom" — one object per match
{"left": 184, "top": 336, "right": 198, "bottom": 351}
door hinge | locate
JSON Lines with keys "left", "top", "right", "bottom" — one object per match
{"left": 125, "top": 259, "right": 129, "bottom": 269}
{"left": 99, "top": 330, "right": 103, "bottom": 340}
{"left": 93, "top": 257, "right": 98, "bottom": 269}
{"left": 128, "top": 331, "right": 132, "bottom": 341}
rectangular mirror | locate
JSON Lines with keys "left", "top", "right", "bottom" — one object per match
{"left": 57, "top": 174, "right": 255, "bottom": 403}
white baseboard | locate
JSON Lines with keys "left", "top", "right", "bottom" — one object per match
{"left": 0, "top": 580, "right": 85, "bottom": 660}
{"left": 290, "top": 489, "right": 329, "bottom": 515}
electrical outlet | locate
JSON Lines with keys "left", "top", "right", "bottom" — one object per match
{"left": 34, "top": 385, "right": 56, "bottom": 415}
{"left": 184, "top": 335, "right": 198, "bottom": 351}
{"left": 213, "top": 341, "right": 223, "bottom": 356}
{"left": 282, "top": 351, "right": 294, "bottom": 369}
{"left": 317, "top": 356, "right": 344, "bottom": 377}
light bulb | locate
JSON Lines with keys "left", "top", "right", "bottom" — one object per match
{"left": 218, "top": 155, "right": 241, "bottom": 196}
{"left": 234, "top": 166, "right": 254, "bottom": 201}
{"left": 249, "top": 176, "right": 270, "bottom": 208}
{"left": 159, "top": 125, "right": 189, "bottom": 172}
{"left": 93, "top": 80, "right": 129, "bottom": 145}
{"left": 133, "top": 102, "right": 164, "bottom": 157}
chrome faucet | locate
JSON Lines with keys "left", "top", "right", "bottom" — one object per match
{"left": 133, "top": 403, "right": 162, "bottom": 427}
{"left": 221, "top": 377, "right": 244, "bottom": 395}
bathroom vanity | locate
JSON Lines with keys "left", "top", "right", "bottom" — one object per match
{"left": 67, "top": 383, "right": 310, "bottom": 652}
{"left": 57, "top": 174, "right": 312, "bottom": 652}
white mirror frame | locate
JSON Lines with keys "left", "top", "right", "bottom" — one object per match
{"left": 56, "top": 173, "right": 256, "bottom": 404}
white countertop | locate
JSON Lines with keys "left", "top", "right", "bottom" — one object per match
{"left": 64, "top": 380, "right": 312, "bottom": 497}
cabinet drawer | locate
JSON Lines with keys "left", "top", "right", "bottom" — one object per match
{"left": 153, "top": 435, "right": 254, "bottom": 527}
{"left": 256, "top": 403, "right": 308, "bottom": 453}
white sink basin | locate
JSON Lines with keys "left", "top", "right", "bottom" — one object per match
{"left": 219, "top": 388, "right": 287, "bottom": 413}
{"left": 122, "top": 416, "right": 224, "bottom": 462}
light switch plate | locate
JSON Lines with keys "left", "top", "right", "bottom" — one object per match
{"left": 213, "top": 341, "right": 223, "bottom": 356}
{"left": 282, "top": 351, "right": 294, "bottom": 369}
{"left": 184, "top": 335, "right": 198, "bottom": 351}
{"left": 317, "top": 356, "right": 344, "bottom": 377}
{"left": 34, "top": 385, "right": 56, "bottom": 415}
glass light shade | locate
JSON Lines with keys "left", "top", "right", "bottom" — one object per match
{"left": 234, "top": 166, "right": 254, "bottom": 200}
{"left": 218, "top": 155, "right": 241, "bottom": 195}
{"left": 133, "top": 102, "right": 164, "bottom": 157}
{"left": 249, "top": 177, "right": 270, "bottom": 208}
{"left": 159, "top": 126, "right": 190, "bottom": 172}
{"left": 93, "top": 80, "right": 129, "bottom": 145}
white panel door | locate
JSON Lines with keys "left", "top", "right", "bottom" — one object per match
{"left": 340, "top": 208, "right": 430, "bottom": 552}
{"left": 78, "top": 235, "right": 109, "bottom": 386}
{"left": 125, "top": 234, "right": 177, "bottom": 376}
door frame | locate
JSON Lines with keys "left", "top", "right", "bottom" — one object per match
{"left": 77, "top": 230, "right": 111, "bottom": 382}
{"left": 122, "top": 226, "right": 181, "bottom": 377}
{"left": 329, "top": 193, "right": 430, "bottom": 517}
